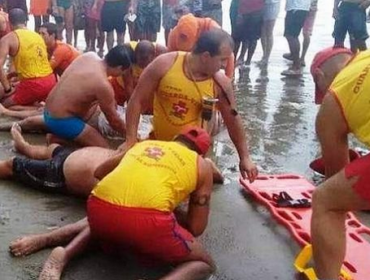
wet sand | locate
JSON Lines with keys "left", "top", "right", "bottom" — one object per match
{"left": 1, "top": 1, "right": 370, "bottom": 279}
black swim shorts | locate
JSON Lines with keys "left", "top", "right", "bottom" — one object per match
{"left": 284, "top": 9, "right": 309, "bottom": 38}
{"left": 12, "top": 146, "right": 74, "bottom": 193}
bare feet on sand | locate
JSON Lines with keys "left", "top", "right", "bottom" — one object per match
{"left": 10, "top": 123, "right": 25, "bottom": 152}
{"left": 39, "top": 247, "right": 67, "bottom": 280}
{"left": 9, "top": 234, "right": 49, "bottom": 257}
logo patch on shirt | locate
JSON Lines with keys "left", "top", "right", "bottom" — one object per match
{"left": 144, "top": 147, "right": 165, "bottom": 161}
{"left": 171, "top": 101, "right": 189, "bottom": 120}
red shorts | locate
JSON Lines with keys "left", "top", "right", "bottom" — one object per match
{"left": 11, "top": 74, "right": 56, "bottom": 105}
{"left": 87, "top": 196, "right": 194, "bottom": 264}
{"left": 345, "top": 153, "right": 370, "bottom": 202}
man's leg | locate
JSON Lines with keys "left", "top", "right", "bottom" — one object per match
{"left": 106, "top": 31, "right": 114, "bottom": 50}
{"left": 301, "top": 10, "right": 316, "bottom": 66}
{"left": 286, "top": 35, "right": 301, "bottom": 70}
{"left": 0, "top": 103, "right": 42, "bottom": 119}
{"left": 74, "top": 123, "right": 109, "bottom": 148}
{"left": 39, "top": 226, "right": 91, "bottom": 280}
{"left": 10, "top": 218, "right": 88, "bottom": 257}
{"left": 64, "top": 5, "right": 74, "bottom": 45}
{"left": 161, "top": 240, "right": 215, "bottom": 280}
{"left": 11, "top": 123, "right": 58, "bottom": 159}
{"left": 311, "top": 170, "right": 370, "bottom": 279}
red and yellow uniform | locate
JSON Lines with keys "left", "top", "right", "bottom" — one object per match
{"left": 88, "top": 140, "right": 199, "bottom": 262}
{"left": 328, "top": 50, "right": 370, "bottom": 203}
{"left": 168, "top": 13, "right": 234, "bottom": 78}
{"left": 11, "top": 29, "right": 56, "bottom": 105}
{"left": 109, "top": 76, "right": 129, "bottom": 106}
{"left": 153, "top": 52, "right": 215, "bottom": 140}
{"left": 49, "top": 40, "right": 80, "bottom": 76}
{"left": 329, "top": 50, "right": 370, "bottom": 147}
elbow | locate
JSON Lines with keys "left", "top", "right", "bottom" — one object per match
{"left": 188, "top": 223, "right": 207, "bottom": 237}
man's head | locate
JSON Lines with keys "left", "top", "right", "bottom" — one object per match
{"left": 8, "top": 8, "right": 27, "bottom": 29}
{"left": 311, "top": 47, "right": 353, "bottom": 104}
{"left": 135, "top": 40, "right": 156, "bottom": 69}
{"left": 174, "top": 126, "right": 211, "bottom": 156}
{"left": 39, "top": 22, "right": 57, "bottom": 47}
{"left": 105, "top": 45, "right": 134, "bottom": 77}
{"left": 192, "top": 29, "right": 234, "bottom": 76}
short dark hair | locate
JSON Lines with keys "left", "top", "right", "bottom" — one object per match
{"left": 193, "top": 29, "right": 234, "bottom": 57}
{"left": 40, "top": 22, "right": 58, "bottom": 38}
{"left": 9, "top": 8, "right": 27, "bottom": 26}
{"left": 105, "top": 45, "right": 134, "bottom": 69}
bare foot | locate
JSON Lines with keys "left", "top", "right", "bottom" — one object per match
{"left": 39, "top": 247, "right": 67, "bottom": 280}
{"left": 0, "top": 103, "right": 9, "bottom": 116}
{"left": 11, "top": 123, "right": 26, "bottom": 152}
{"left": 9, "top": 234, "right": 49, "bottom": 257}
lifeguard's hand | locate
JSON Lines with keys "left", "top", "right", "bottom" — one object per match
{"left": 239, "top": 157, "right": 258, "bottom": 183}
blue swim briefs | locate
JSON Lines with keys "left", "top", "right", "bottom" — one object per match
{"left": 43, "top": 110, "right": 86, "bottom": 140}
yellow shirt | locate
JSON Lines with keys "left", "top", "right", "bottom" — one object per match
{"left": 330, "top": 50, "right": 370, "bottom": 147}
{"left": 92, "top": 140, "right": 198, "bottom": 212}
{"left": 153, "top": 52, "right": 215, "bottom": 140}
{"left": 13, "top": 29, "right": 53, "bottom": 79}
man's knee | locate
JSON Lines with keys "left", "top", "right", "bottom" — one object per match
{"left": 312, "top": 187, "right": 332, "bottom": 214}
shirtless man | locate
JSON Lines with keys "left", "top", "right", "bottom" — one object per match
{"left": 10, "top": 126, "right": 215, "bottom": 280}
{"left": 125, "top": 29, "right": 258, "bottom": 183}
{"left": 0, "top": 8, "right": 56, "bottom": 108}
{"left": 39, "top": 22, "right": 80, "bottom": 76}
{"left": 43, "top": 45, "right": 132, "bottom": 147}
{"left": 309, "top": 47, "right": 370, "bottom": 280}
{"left": 1, "top": 123, "right": 116, "bottom": 197}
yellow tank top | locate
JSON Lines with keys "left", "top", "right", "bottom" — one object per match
{"left": 13, "top": 29, "right": 52, "bottom": 79}
{"left": 92, "top": 140, "right": 198, "bottom": 212}
{"left": 153, "top": 52, "right": 215, "bottom": 140}
{"left": 330, "top": 50, "right": 370, "bottom": 147}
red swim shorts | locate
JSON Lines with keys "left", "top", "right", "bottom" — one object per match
{"left": 11, "top": 74, "right": 56, "bottom": 105}
{"left": 345, "top": 153, "right": 370, "bottom": 202}
{"left": 87, "top": 196, "right": 194, "bottom": 264}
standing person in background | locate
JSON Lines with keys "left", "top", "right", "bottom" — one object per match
{"left": 202, "top": 0, "right": 223, "bottom": 26}
{"left": 30, "top": 0, "right": 51, "bottom": 32}
{"left": 281, "top": 0, "right": 310, "bottom": 76}
{"left": 94, "top": 0, "right": 129, "bottom": 51}
{"left": 131, "top": 0, "right": 161, "bottom": 42}
{"left": 233, "top": 0, "right": 265, "bottom": 67}
{"left": 4, "top": 0, "right": 28, "bottom": 16}
{"left": 72, "top": 0, "right": 85, "bottom": 49}
{"left": 229, "top": 0, "right": 239, "bottom": 42}
{"left": 258, "top": 0, "right": 280, "bottom": 66}
{"left": 162, "top": 0, "right": 178, "bottom": 45}
{"left": 300, "top": 0, "right": 318, "bottom": 66}
{"left": 52, "top": 0, "right": 74, "bottom": 44}
{"left": 85, "top": 0, "right": 104, "bottom": 56}
{"left": 332, "top": 0, "right": 370, "bottom": 53}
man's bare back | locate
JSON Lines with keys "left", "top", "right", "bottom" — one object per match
{"left": 45, "top": 53, "right": 112, "bottom": 119}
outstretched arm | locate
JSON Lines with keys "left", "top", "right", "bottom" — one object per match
{"left": 97, "top": 82, "right": 126, "bottom": 135}
{"left": 215, "top": 72, "right": 258, "bottom": 183}
{"left": 94, "top": 150, "right": 127, "bottom": 180}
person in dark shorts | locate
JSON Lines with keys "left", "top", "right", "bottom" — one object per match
{"left": 99, "top": 0, "right": 128, "bottom": 50}
{"left": 233, "top": 0, "right": 264, "bottom": 67}
{"left": 134, "top": 0, "right": 161, "bottom": 42}
{"left": 333, "top": 0, "right": 370, "bottom": 53}
{"left": 0, "top": 123, "right": 117, "bottom": 197}
{"left": 52, "top": 0, "right": 74, "bottom": 44}
{"left": 281, "top": 0, "right": 310, "bottom": 76}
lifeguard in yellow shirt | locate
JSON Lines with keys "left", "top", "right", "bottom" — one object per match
{"left": 309, "top": 47, "right": 370, "bottom": 280}
{"left": 125, "top": 29, "right": 258, "bottom": 183}
{"left": 0, "top": 8, "right": 56, "bottom": 107}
